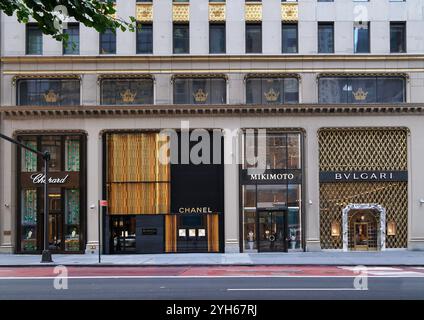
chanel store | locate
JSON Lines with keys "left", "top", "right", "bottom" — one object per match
{"left": 240, "top": 130, "right": 304, "bottom": 252}
{"left": 103, "top": 130, "right": 224, "bottom": 254}
{"left": 16, "top": 132, "right": 87, "bottom": 253}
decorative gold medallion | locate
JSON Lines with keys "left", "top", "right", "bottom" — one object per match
{"left": 136, "top": 4, "right": 153, "bottom": 22}
{"left": 43, "top": 90, "right": 59, "bottom": 103}
{"left": 281, "top": 3, "right": 298, "bottom": 22}
{"left": 173, "top": 3, "right": 190, "bottom": 22}
{"left": 193, "top": 89, "right": 208, "bottom": 103}
{"left": 352, "top": 88, "right": 368, "bottom": 101}
{"left": 264, "top": 88, "right": 280, "bottom": 103}
{"left": 120, "top": 89, "right": 137, "bottom": 103}
{"left": 209, "top": 3, "right": 226, "bottom": 22}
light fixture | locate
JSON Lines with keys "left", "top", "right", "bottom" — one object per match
{"left": 387, "top": 221, "right": 397, "bottom": 236}
{"left": 331, "top": 221, "right": 340, "bottom": 237}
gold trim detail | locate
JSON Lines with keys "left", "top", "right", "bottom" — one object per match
{"left": 193, "top": 88, "right": 208, "bottom": 103}
{"left": 264, "top": 88, "right": 280, "bottom": 102}
{"left": 12, "top": 74, "right": 81, "bottom": 85}
{"left": 173, "top": 3, "right": 190, "bottom": 22}
{"left": 318, "top": 72, "right": 409, "bottom": 79}
{"left": 171, "top": 73, "right": 228, "bottom": 82}
{"left": 98, "top": 74, "right": 154, "bottom": 84}
{"left": 246, "top": 73, "right": 301, "bottom": 80}
{"left": 43, "top": 90, "right": 59, "bottom": 103}
{"left": 209, "top": 3, "right": 226, "bottom": 22}
{"left": 352, "top": 88, "right": 368, "bottom": 101}
{"left": 245, "top": 3, "right": 262, "bottom": 23}
{"left": 282, "top": 3, "right": 298, "bottom": 22}
{"left": 136, "top": 3, "right": 153, "bottom": 22}
{"left": 120, "top": 89, "right": 137, "bottom": 104}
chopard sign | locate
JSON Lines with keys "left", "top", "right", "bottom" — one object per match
{"left": 30, "top": 173, "right": 69, "bottom": 184}
{"left": 320, "top": 171, "right": 408, "bottom": 183}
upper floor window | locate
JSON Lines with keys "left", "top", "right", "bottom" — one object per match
{"left": 353, "top": 22, "right": 370, "bottom": 53}
{"left": 173, "top": 77, "right": 226, "bottom": 105}
{"left": 318, "top": 76, "right": 406, "bottom": 104}
{"left": 100, "top": 78, "right": 154, "bottom": 105}
{"left": 26, "top": 24, "right": 43, "bottom": 55}
{"left": 246, "top": 77, "right": 299, "bottom": 104}
{"left": 100, "top": 28, "right": 116, "bottom": 54}
{"left": 246, "top": 24, "right": 262, "bottom": 54}
{"left": 63, "top": 23, "right": 80, "bottom": 55}
{"left": 390, "top": 22, "right": 406, "bottom": 53}
{"left": 137, "top": 23, "right": 153, "bottom": 54}
{"left": 210, "top": 24, "right": 226, "bottom": 54}
{"left": 173, "top": 24, "right": 190, "bottom": 54}
{"left": 17, "top": 78, "right": 81, "bottom": 106}
{"left": 282, "top": 23, "right": 298, "bottom": 53}
{"left": 318, "top": 22, "right": 334, "bottom": 53}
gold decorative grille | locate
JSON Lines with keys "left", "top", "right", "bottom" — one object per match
{"left": 319, "top": 128, "right": 408, "bottom": 249}
{"left": 136, "top": 3, "right": 153, "bottom": 22}
{"left": 319, "top": 128, "right": 408, "bottom": 171}
{"left": 281, "top": 3, "right": 298, "bottom": 22}
{"left": 245, "top": 3, "right": 262, "bottom": 22}
{"left": 209, "top": 3, "right": 226, "bottom": 22}
{"left": 173, "top": 3, "right": 190, "bottom": 22}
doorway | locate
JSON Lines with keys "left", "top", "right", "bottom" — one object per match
{"left": 257, "top": 210, "right": 288, "bottom": 252}
{"left": 349, "top": 210, "right": 378, "bottom": 251}
{"left": 177, "top": 215, "right": 208, "bottom": 253}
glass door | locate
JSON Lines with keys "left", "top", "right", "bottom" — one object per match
{"left": 257, "top": 210, "right": 288, "bottom": 252}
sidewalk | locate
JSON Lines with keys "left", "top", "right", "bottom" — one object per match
{"left": 1, "top": 250, "right": 424, "bottom": 266}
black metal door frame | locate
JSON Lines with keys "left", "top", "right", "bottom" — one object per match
{"left": 256, "top": 208, "right": 288, "bottom": 253}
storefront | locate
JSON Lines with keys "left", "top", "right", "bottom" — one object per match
{"left": 319, "top": 127, "right": 408, "bottom": 251}
{"left": 103, "top": 130, "right": 224, "bottom": 254}
{"left": 16, "top": 132, "right": 87, "bottom": 253}
{"left": 240, "top": 130, "right": 304, "bottom": 252}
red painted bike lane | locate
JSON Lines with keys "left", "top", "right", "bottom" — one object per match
{"left": 1, "top": 266, "right": 423, "bottom": 278}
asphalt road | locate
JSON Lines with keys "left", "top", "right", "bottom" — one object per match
{"left": 1, "top": 277, "right": 424, "bottom": 300}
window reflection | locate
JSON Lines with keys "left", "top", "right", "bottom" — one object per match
{"left": 173, "top": 78, "right": 226, "bottom": 105}
{"left": 246, "top": 77, "right": 299, "bottom": 104}
{"left": 101, "top": 78, "right": 154, "bottom": 105}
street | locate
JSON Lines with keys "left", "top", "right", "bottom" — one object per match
{"left": 0, "top": 266, "right": 424, "bottom": 300}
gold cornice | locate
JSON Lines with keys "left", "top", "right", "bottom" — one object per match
{"left": 1, "top": 104, "right": 424, "bottom": 119}
{"left": 136, "top": 3, "right": 153, "bottom": 23}
{"left": 97, "top": 74, "right": 154, "bottom": 84}
{"left": 3, "top": 69, "right": 423, "bottom": 77}
{"left": 318, "top": 72, "right": 409, "bottom": 79}
{"left": 246, "top": 73, "right": 301, "bottom": 80}
{"left": 171, "top": 73, "right": 228, "bottom": 82}
{"left": 282, "top": 3, "right": 298, "bottom": 22}
{"left": 11, "top": 74, "right": 81, "bottom": 85}
{"left": 245, "top": 3, "right": 262, "bottom": 22}
{"left": 209, "top": 3, "right": 226, "bottom": 22}
{"left": 173, "top": 3, "right": 190, "bottom": 22}
{"left": 3, "top": 55, "right": 424, "bottom": 65}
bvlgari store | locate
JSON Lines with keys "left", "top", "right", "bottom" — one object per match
{"left": 240, "top": 130, "right": 304, "bottom": 252}
{"left": 103, "top": 131, "right": 224, "bottom": 254}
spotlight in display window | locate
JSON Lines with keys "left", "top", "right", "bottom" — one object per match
{"left": 387, "top": 221, "right": 397, "bottom": 236}
{"left": 331, "top": 221, "right": 340, "bottom": 237}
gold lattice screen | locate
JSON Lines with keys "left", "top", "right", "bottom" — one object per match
{"left": 107, "top": 133, "right": 170, "bottom": 215}
{"left": 319, "top": 128, "right": 408, "bottom": 249}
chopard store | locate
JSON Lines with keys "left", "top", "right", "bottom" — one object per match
{"left": 319, "top": 127, "right": 409, "bottom": 251}
{"left": 103, "top": 130, "right": 224, "bottom": 254}
{"left": 240, "top": 129, "right": 305, "bottom": 252}
{"left": 16, "top": 132, "right": 87, "bottom": 253}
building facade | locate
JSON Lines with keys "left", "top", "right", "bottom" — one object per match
{"left": 1, "top": 0, "right": 424, "bottom": 255}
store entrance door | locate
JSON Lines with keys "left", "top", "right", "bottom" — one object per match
{"left": 257, "top": 210, "right": 288, "bottom": 252}
{"left": 177, "top": 215, "right": 208, "bottom": 253}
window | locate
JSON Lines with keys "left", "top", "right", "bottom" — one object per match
{"left": 173, "top": 77, "right": 226, "bottom": 104}
{"left": 209, "top": 24, "right": 226, "bottom": 54}
{"left": 17, "top": 78, "right": 81, "bottom": 106}
{"left": 26, "top": 24, "right": 43, "bottom": 55}
{"left": 136, "top": 23, "right": 153, "bottom": 54}
{"left": 390, "top": 22, "right": 406, "bottom": 53}
{"left": 354, "top": 22, "right": 370, "bottom": 53}
{"left": 318, "top": 76, "right": 406, "bottom": 104}
{"left": 246, "top": 77, "right": 299, "bottom": 104}
{"left": 101, "top": 78, "right": 154, "bottom": 105}
{"left": 246, "top": 24, "right": 262, "bottom": 54}
{"left": 318, "top": 22, "right": 334, "bottom": 53}
{"left": 173, "top": 24, "right": 189, "bottom": 54}
{"left": 282, "top": 23, "right": 298, "bottom": 53}
{"left": 99, "top": 28, "right": 116, "bottom": 54}
{"left": 63, "top": 23, "right": 80, "bottom": 55}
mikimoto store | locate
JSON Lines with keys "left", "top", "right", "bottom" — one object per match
{"left": 103, "top": 131, "right": 224, "bottom": 254}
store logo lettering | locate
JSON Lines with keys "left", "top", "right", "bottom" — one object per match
{"left": 334, "top": 172, "right": 394, "bottom": 181}
{"left": 249, "top": 173, "right": 295, "bottom": 181}
{"left": 178, "top": 207, "right": 213, "bottom": 214}
{"left": 30, "top": 173, "right": 69, "bottom": 185}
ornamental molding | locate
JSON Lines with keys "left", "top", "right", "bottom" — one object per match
{"left": 12, "top": 74, "right": 81, "bottom": 86}
{"left": 245, "top": 3, "right": 262, "bottom": 22}
{"left": 282, "top": 3, "right": 298, "bottom": 22}
{"left": 136, "top": 3, "right": 153, "bottom": 23}
{"left": 173, "top": 3, "right": 190, "bottom": 22}
{"left": 209, "top": 3, "right": 226, "bottom": 22}
{"left": 342, "top": 203, "right": 386, "bottom": 252}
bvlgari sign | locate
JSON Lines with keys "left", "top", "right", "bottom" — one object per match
{"left": 21, "top": 172, "right": 80, "bottom": 188}
{"left": 241, "top": 169, "right": 302, "bottom": 185}
{"left": 320, "top": 171, "right": 408, "bottom": 183}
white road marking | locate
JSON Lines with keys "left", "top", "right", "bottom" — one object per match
{"left": 227, "top": 288, "right": 364, "bottom": 291}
